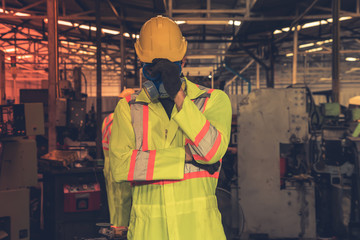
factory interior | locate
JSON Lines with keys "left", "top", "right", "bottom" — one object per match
{"left": 2, "top": 0, "right": 360, "bottom": 239}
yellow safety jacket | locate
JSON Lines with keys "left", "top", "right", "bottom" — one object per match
{"left": 102, "top": 113, "right": 132, "bottom": 227}
{"left": 109, "top": 78, "right": 232, "bottom": 240}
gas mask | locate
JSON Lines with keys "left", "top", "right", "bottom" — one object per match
{"left": 142, "top": 61, "right": 184, "bottom": 101}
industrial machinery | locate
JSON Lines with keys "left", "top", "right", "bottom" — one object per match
{"left": 237, "top": 88, "right": 316, "bottom": 239}
{"left": 0, "top": 103, "right": 44, "bottom": 240}
{"left": 237, "top": 87, "right": 360, "bottom": 239}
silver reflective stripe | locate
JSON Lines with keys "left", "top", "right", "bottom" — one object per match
{"left": 132, "top": 151, "right": 151, "bottom": 180}
{"left": 188, "top": 124, "right": 219, "bottom": 160}
{"left": 131, "top": 104, "right": 144, "bottom": 150}
{"left": 192, "top": 97, "right": 207, "bottom": 113}
{"left": 184, "top": 162, "right": 201, "bottom": 174}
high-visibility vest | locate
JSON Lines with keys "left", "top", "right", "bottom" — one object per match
{"left": 109, "top": 77, "right": 232, "bottom": 240}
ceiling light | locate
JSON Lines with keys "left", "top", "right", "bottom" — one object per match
{"left": 103, "top": 29, "right": 120, "bottom": 35}
{"left": 228, "top": 20, "right": 241, "bottom": 26}
{"left": 286, "top": 53, "right": 294, "bottom": 57}
{"left": 4, "top": 48, "right": 15, "bottom": 53}
{"left": 14, "top": 12, "right": 31, "bottom": 17}
{"left": 302, "top": 21, "right": 321, "bottom": 29}
{"left": 306, "top": 47, "right": 323, "bottom": 53}
{"left": 346, "top": 57, "right": 358, "bottom": 62}
{"left": 299, "top": 43, "right": 315, "bottom": 48}
{"left": 58, "top": 20, "right": 73, "bottom": 27}
{"left": 316, "top": 39, "right": 332, "bottom": 45}
{"left": 340, "top": 16, "right": 352, "bottom": 21}
{"left": 273, "top": 29, "right": 282, "bottom": 34}
{"left": 123, "top": 32, "right": 130, "bottom": 37}
{"left": 175, "top": 20, "right": 186, "bottom": 25}
{"left": 79, "top": 25, "right": 97, "bottom": 31}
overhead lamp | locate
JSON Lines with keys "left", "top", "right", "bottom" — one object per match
{"left": 286, "top": 53, "right": 294, "bottom": 57}
{"left": 175, "top": 20, "right": 186, "bottom": 25}
{"left": 58, "top": 20, "right": 74, "bottom": 27}
{"left": 299, "top": 43, "right": 315, "bottom": 48}
{"left": 228, "top": 20, "right": 241, "bottom": 26}
{"left": 306, "top": 47, "right": 323, "bottom": 53}
{"left": 346, "top": 57, "right": 359, "bottom": 62}
{"left": 103, "top": 29, "right": 120, "bottom": 35}
{"left": 14, "top": 12, "right": 31, "bottom": 17}
{"left": 79, "top": 25, "right": 97, "bottom": 31}
{"left": 4, "top": 48, "right": 15, "bottom": 53}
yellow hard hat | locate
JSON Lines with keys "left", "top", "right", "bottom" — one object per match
{"left": 134, "top": 15, "right": 187, "bottom": 63}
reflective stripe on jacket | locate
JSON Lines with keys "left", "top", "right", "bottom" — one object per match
{"left": 109, "top": 78, "right": 232, "bottom": 240}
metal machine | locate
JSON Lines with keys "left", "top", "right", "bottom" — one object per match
{"left": 0, "top": 103, "right": 44, "bottom": 240}
{"left": 236, "top": 87, "right": 360, "bottom": 239}
{"left": 237, "top": 88, "right": 316, "bottom": 239}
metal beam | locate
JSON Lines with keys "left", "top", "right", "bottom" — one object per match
{"left": 332, "top": 0, "right": 340, "bottom": 103}
{"left": 0, "top": 50, "right": 5, "bottom": 104}
{"left": 120, "top": 22, "right": 125, "bottom": 92}
{"left": 18, "top": 0, "right": 46, "bottom": 11}
{"left": 274, "top": 0, "right": 320, "bottom": 44}
{"left": 172, "top": 9, "right": 245, "bottom": 14}
{"left": 95, "top": 0, "right": 102, "bottom": 159}
{"left": 169, "top": 0, "right": 172, "bottom": 17}
{"left": 47, "top": 0, "right": 59, "bottom": 151}
{"left": 292, "top": 25, "right": 298, "bottom": 85}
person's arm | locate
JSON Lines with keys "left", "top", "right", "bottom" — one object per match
{"left": 109, "top": 99, "right": 185, "bottom": 182}
{"left": 173, "top": 90, "right": 232, "bottom": 165}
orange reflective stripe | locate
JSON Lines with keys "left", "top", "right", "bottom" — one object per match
{"left": 146, "top": 150, "right": 156, "bottom": 180}
{"left": 194, "top": 120, "right": 210, "bottom": 146}
{"left": 142, "top": 105, "right": 149, "bottom": 151}
{"left": 185, "top": 138, "right": 194, "bottom": 145}
{"left": 125, "top": 95, "right": 132, "bottom": 103}
{"left": 128, "top": 150, "right": 138, "bottom": 181}
{"left": 193, "top": 155, "right": 207, "bottom": 161}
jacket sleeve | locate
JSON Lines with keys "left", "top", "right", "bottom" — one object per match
{"left": 109, "top": 99, "right": 185, "bottom": 182}
{"left": 173, "top": 90, "right": 232, "bottom": 165}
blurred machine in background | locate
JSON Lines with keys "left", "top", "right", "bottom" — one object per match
{"left": 237, "top": 87, "right": 360, "bottom": 240}
{"left": 237, "top": 88, "right": 316, "bottom": 239}
{"left": 0, "top": 103, "right": 44, "bottom": 240}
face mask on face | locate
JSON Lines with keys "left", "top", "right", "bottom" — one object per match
{"left": 142, "top": 61, "right": 182, "bottom": 101}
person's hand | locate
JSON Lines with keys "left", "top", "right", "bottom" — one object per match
{"left": 152, "top": 58, "right": 181, "bottom": 99}
{"left": 113, "top": 226, "right": 128, "bottom": 238}
{"left": 185, "top": 145, "right": 193, "bottom": 162}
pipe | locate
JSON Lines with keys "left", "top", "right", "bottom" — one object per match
{"left": 332, "top": 0, "right": 340, "bottom": 103}
{"left": 47, "top": 0, "right": 59, "bottom": 152}
{"left": 120, "top": 21, "right": 125, "bottom": 92}
{"left": 96, "top": 0, "right": 102, "bottom": 159}
{"left": 292, "top": 25, "right": 299, "bottom": 85}
{"left": 256, "top": 63, "right": 260, "bottom": 89}
{"left": 0, "top": 51, "right": 5, "bottom": 104}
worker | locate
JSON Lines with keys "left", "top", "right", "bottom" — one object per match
{"left": 109, "top": 15, "right": 232, "bottom": 240}
{"left": 102, "top": 89, "right": 134, "bottom": 237}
